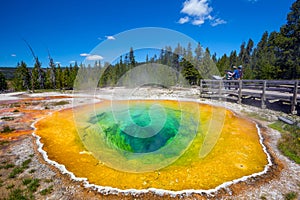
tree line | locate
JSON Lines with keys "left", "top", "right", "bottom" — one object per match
{"left": 11, "top": 59, "right": 79, "bottom": 92}
{"left": 0, "top": 0, "right": 299, "bottom": 91}
{"left": 216, "top": 0, "right": 300, "bottom": 80}
{"left": 96, "top": 44, "right": 217, "bottom": 87}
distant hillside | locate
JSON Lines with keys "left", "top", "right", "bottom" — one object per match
{"left": 0, "top": 67, "right": 16, "bottom": 80}
{"left": 0, "top": 67, "right": 68, "bottom": 81}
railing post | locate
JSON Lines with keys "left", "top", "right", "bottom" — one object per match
{"left": 238, "top": 80, "right": 242, "bottom": 104}
{"left": 291, "top": 80, "right": 298, "bottom": 115}
{"left": 218, "top": 80, "right": 222, "bottom": 100}
{"left": 200, "top": 79, "right": 203, "bottom": 97}
{"left": 261, "top": 80, "right": 266, "bottom": 109}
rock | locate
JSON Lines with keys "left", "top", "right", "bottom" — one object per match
{"left": 278, "top": 116, "right": 294, "bottom": 125}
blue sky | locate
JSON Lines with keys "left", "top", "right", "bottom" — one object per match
{"left": 0, "top": 0, "right": 295, "bottom": 67}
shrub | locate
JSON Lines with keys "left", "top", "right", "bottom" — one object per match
{"left": 1, "top": 125, "right": 15, "bottom": 133}
{"left": 40, "top": 185, "right": 53, "bottom": 195}
{"left": 284, "top": 191, "right": 297, "bottom": 200}
{"left": 6, "top": 184, "right": 15, "bottom": 189}
{"left": 52, "top": 100, "right": 69, "bottom": 106}
{"left": 7, "top": 188, "right": 28, "bottom": 200}
{"left": 27, "top": 178, "right": 40, "bottom": 192}
{"left": 9, "top": 167, "right": 24, "bottom": 178}
{"left": 22, "top": 178, "right": 32, "bottom": 185}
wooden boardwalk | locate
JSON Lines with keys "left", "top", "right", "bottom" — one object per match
{"left": 199, "top": 80, "right": 299, "bottom": 114}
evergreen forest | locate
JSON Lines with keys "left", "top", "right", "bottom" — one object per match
{"left": 1, "top": 0, "right": 299, "bottom": 92}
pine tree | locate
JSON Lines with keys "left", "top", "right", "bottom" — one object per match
{"left": 159, "top": 49, "right": 165, "bottom": 64}
{"left": 278, "top": 0, "right": 300, "bottom": 79}
{"left": 56, "top": 64, "right": 63, "bottom": 90}
{"left": 229, "top": 50, "right": 238, "bottom": 67}
{"left": 181, "top": 58, "right": 200, "bottom": 85}
{"left": 200, "top": 48, "right": 217, "bottom": 79}
{"left": 63, "top": 66, "right": 70, "bottom": 89}
{"left": 238, "top": 42, "right": 246, "bottom": 66}
{"left": 186, "top": 42, "right": 193, "bottom": 61}
{"left": 216, "top": 54, "right": 230, "bottom": 75}
{"left": 44, "top": 68, "right": 52, "bottom": 89}
{"left": 0, "top": 71, "right": 8, "bottom": 91}
{"left": 194, "top": 42, "right": 203, "bottom": 62}
{"left": 243, "top": 39, "right": 254, "bottom": 79}
{"left": 31, "top": 58, "right": 45, "bottom": 90}
{"left": 13, "top": 61, "right": 30, "bottom": 91}
{"left": 49, "top": 57, "right": 56, "bottom": 89}
{"left": 129, "top": 47, "right": 135, "bottom": 69}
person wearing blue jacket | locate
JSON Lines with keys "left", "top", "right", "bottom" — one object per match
{"left": 232, "top": 66, "right": 240, "bottom": 80}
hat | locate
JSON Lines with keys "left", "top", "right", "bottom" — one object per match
{"left": 238, "top": 65, "right": 242, "bottom": 69}
{"left": 233, "top": 66, "right": 237, "bottom": 69}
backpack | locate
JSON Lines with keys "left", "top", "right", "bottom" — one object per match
{"left": 238, "top": 69, "right": 243, "bottom": 79}
{"left": 234, "top": 69, "right": 240, "bottom": 79}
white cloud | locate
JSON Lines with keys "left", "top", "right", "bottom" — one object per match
{"left": 55, "top": 62, "right": 61, "bottom": 64}
{"left": 179, "top": 0, "right": 226, "bottom": 27}
{"left": 69, "top": 61, "right": 76, "bottom": 64}
{"left": 80, "top": 53, "right": 90, "bottom": 57}
{"left": 178, "top": 16, "right": 190, "bottom": 24}
{"left": 11, "top": 54, "right": 16, "bottom": 57}
{"left": 86, "top": 54, "right": 104, "bottom": 61}
{"left": 105, "top": 35, "right": 116, "bottom": 40}
{"left": 181, "top": 0, "right": 212, "bottom": 17}
{"left": 192, "top": 18, "right": 205, "bottom": 25}
{"left": 211, "top": 18, "right": 227, "bottom": 26}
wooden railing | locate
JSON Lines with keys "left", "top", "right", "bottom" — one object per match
{"left": 199, "top": 79, "right": 299, "bottom": 114}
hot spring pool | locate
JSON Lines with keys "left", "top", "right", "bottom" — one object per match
{"left": 35, "top": 100, "right": 269, "bottom": 192}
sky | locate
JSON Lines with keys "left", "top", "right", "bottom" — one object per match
{"left": 0, "top": 0, "right": 295, "bottom": 67}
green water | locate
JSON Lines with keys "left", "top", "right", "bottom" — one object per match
{"left": 90, "top": 104, "right": 180, "bottom": 153}
{"left": 81, "top": 101, "right": 199, "bottom": 172}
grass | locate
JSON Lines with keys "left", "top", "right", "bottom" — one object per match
{"left": 27, "top": 178, "right": 40, "bottom": 192}
{"left": 284, "top": 191, "right": 298, "bottom": 200}
{"left": 9, "top": 103, "right": 21, "bottom": 108}
{"left": 22, "top": 178, "right": 41, "bottom": 193}
{"left": 9, "top": 167, "right": 24, "bottom": 178}
{"left": 0, "top": 140, "right": 9, "bottom": 146}
{"left": 1, "top": 116, "right": 14, "bottom": 121}
{"left": 52, "top": 100, "right": 69, "bottom": 106}
{"left": 22, "top": 178, "right": 32, "bottom": 185}
{"left": 44, "top": 179, "right": 53, "bottom": 183}
{"left": 244, "top": 111, "right": 270, "bottom": 121}
{"left": 7, "top": 188, "right": 29, "bottom": 200}
{"left": 1, "top": 125, "right": 15, "bottom": 133}
{"left": 22, "top": 159, "right": 32, "bottom": 169}
{"left": 9, "top": 159, "right": 32, "bottom": 178}
{"left": 2, "top": 178, "right": 42, "bottom": 199}
{"left": 6, "top": 184, "right": 15, "bottom": 189}
{"left": 0, "top": 163, "right": 15, "bottom": 169}
{"left": 268, "top": 121, "right": 300, "bottom": 164}
{"left": 268, "top": 121, "right": 286, "bottom": 132}
{"left": 40, "top": 185, "right": 53, "bottom": 195}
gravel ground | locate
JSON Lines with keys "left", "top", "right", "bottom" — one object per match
{"left": 0, "top": 89, "right": 299, "bottom": 199}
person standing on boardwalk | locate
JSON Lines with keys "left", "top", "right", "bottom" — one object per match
{"left": 238, "top": 65, "right": 243, "bottom": 79}
{"left": 232, "top": 66, "right": 240, "bottom": 80}
{"left": 223, "top": 70, "right": 233, "bottom": 89}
